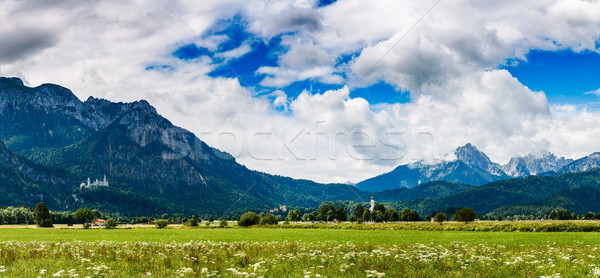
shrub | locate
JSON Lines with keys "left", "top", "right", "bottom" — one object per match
{"left": 238, "top": 212, "right": 260, "bottom": 227}
{"left": 155, "top": 219, "right": 168, "bottom": 229}
{"left": 259, "top": 213, "right": 279, "bottom": 225}
{"left": 83, "top": 223, "right": 91, "bottom": 229}
{"left": 105, "top": 218, "right": 118, "bottom": 229}
{"left": 219, "top": 219, "right": 228, "bottom": 228}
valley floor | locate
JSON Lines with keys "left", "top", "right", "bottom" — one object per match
{"left": 1, "top": 223, "right": 600, "bottom": 277}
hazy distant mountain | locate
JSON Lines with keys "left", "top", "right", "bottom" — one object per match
{"left": 394, "top": 168, "right": 600, "bottom": 216}
{"left": 558, "top": 152, "right": 600, "bottom": 174}
{"left": 355, "top": 144, "right": 508, "bottom": 191}
{"left": 503, "top": 152, "right": 573, "bottom": 177}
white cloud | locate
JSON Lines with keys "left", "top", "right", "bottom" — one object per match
{"left": 1, "top": 0, "right": 600, "bottom": 184}
{"left": 585, "top": 88, "right": 600, "bottom": 96}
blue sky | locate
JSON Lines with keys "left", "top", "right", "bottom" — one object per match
{"left": 169, "top": 13, "right": 600, "bottom": 108}
{"left": 504, "top": 50, "right": 600, "bottom": 105}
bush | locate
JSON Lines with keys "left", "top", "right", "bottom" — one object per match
{"left": 83, "top": 223, "right": 91, "bottom": 229}
{"left": 105, "top": 218, "right": 118, "bottom": 229}
{"left": 219, "top": 219, "right": 228, "bottom": 228}
{"left": 155, "top": 219, "right": 168, "bottom": 229}
{"left": 238, "top": 212, "right": 260, "bottom": 227}
{"left": 259, "top": 213, "right": 279, "bottom": 225}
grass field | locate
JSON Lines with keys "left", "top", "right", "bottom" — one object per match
{"left": 1, "top": 223, "right": 600, "bottom": 277}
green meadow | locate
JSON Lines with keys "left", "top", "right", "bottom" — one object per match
{"left": 1, "top": 223, "right": 600, "bottom": 277}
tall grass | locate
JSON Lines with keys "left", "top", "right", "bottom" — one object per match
{"left": 1, "top": 240, "right": 600, "bottom": 277}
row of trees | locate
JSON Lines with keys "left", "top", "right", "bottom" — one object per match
{"left": 482, "top": 209, "right": 600, "bottom": 221}
{"left": 350, "top": 204, "right": 420, "bottom": 223}
{"left": 238, "top": 212, "right": 279, "bottom": 227}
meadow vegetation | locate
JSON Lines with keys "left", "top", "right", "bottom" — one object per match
{"left": 1, "top": 240, "right": 600, "bottom": 277}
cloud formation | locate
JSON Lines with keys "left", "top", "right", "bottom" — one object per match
{"left": 1, "top": 0, "right": 600, "bottom": 183}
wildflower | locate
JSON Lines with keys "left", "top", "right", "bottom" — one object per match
{"left": 366, "top": 270, "right": 386, "bottom": 277}
{"left": 592, "top": 267, "right": 600, "bottom": 277}
{"left": 52, "top": 270, "right": 65, "bottom": 277}
{"left": 0, "top": 266, "right": 6, "bottom": 273}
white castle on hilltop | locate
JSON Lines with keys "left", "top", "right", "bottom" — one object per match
{"left": 80, "top": 175, "right": 109, "bottom": 189}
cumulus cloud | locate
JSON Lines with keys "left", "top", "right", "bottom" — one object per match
{"left": 1, "top": 0, "right": 600, "bottom": 184}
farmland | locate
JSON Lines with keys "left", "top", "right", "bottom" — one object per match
{"left": 2, "top": 222, "right": 600, "bottom": 277}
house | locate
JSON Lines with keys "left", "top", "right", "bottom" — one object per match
{"left": 92, "top": 219, "right": 106, "bottom": 226}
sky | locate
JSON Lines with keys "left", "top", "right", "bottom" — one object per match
{"left": 1, "top": 0, "right": 600, "bottom": 183}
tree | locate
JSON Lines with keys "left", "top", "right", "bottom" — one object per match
{"left": 387, "top": 209, "right": 399, "bottom": 222}
{"left": 286, "top": 210, "right": 301, "bottom": 222}
{"left": 354, "top": 205, "right": 365, "bottom": 220}
{"left": 373, "top": 210, "right": 385, "bottom": 222}
{"left": 190, "top": 215, "right": 199, "bottom": 227}
{"left": 407, "top": 210, "right": 419, "bottom": 222}
{"left": 435, "top": 212, "right": 447, "bottom": 225}
{"left": 455, "top": 208, "right": 476, "bottom": 223}
{"left": 74, "top": 207, "right": 95, "bottom": 227}
{"left": 209, "top": 216, "right": 214, "bottom": 222}
{"left": 105, "top": 218, "right": 117, "bottom": 229}
{"left": 400, "top": 208, "right": 411, "bottom": 221}
{"left": 155, "top": 219, "right": 168, "bottom": 229}
{"left": 362, "top": 210, "right": 371, "bottom": 222}
{"left": 259, "top": 213, "right": 278, "bottom": 225}
{"left": 585, "top": 212, "right": 595, "bottom": 220}
{"left": 326, "top": 210, "right": 334, "bottom": 222}
{"left": 34, "top": 202, "right": 53, "bottom": 227}
{"left": 335, "top": 207, "right": 347, "bottom": 222}
{"left": 302, "top": 213, "right": 311, "bottom": 222}
{"left": 373, "top": 204, "right": 386, "bottom": 214}
{"left": 238, "top": 212, "right": 260, "bottom": 227}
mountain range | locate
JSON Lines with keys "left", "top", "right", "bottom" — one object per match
{"left": 3, "top": 76, "right": 600, "bottom": 217}
{"left": 356, "top": 143, "right": 600, "bottom": 192}
{"left": 0, "top": 77, "right": 364, "bottom": 216}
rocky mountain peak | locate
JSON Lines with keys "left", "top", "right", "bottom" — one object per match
{"left": 504, "top": 151, "right": 573, "bottom": 177}
{"left": 454, "top": 143, "right": 503, "bottom": 175}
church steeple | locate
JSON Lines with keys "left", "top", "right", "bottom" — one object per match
{"left": 370, "top": 195, "right": 375, "bottom": 212}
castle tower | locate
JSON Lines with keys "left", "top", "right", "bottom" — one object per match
{"left": 87, "top": 177, "right": 91, "bottom": 187}
{"left": 370, "top": 196, "right": 375, "bottom": 212}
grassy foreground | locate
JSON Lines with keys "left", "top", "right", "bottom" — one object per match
{"left": 1, "top": 224, "right": 600, "bottom": 277}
